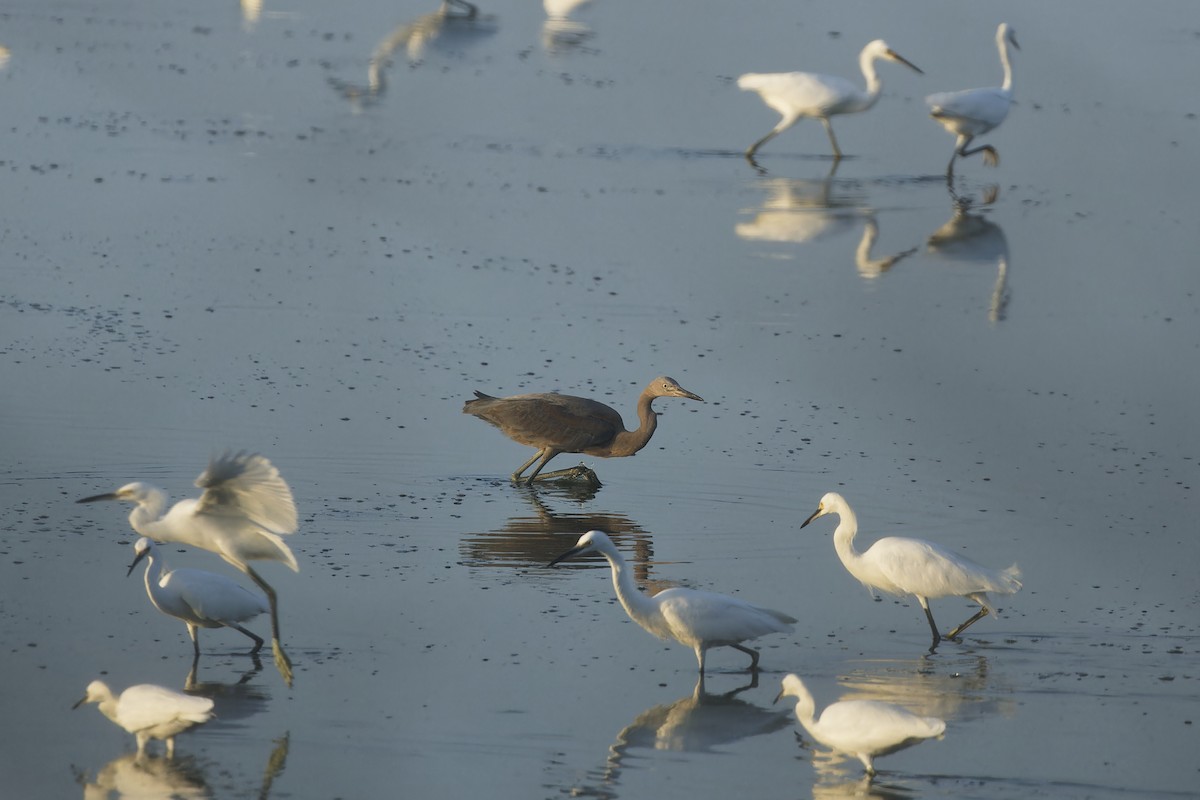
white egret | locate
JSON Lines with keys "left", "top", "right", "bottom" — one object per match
{"left": 548, "top": 530, "right": 797, "bottom": 672}
{"left": 74, "top": 680, "right": 215, "bottom": 758}
{"left": 801, "top": 492, "right": 1021, "bottom": 650}
{"left": 127, "top": 537, "right": 269, "bottom": 658}
{"left": 775, "top": 673, "right": 945, "bottom": 776}
{"left": 78, "top": 452, "right": 299, "bottom": 686}
{"left": 739, "top": 40, "right": 923, "bottom": 161}
{"left": 926, "top": 23, "right": 1019, "bottom": 176}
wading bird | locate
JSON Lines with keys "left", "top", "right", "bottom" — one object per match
{"left": 926, "top": 23, "right": 1019, "bottom": 176}
{"left": 549, "top": 530, "right": 796, "bottom": 672}
{"left": 74, "top": 680, "right": 215, "bottom": 758}
{"left": 776, "top": 673, "right": 944, "bottom": 777}
{"left": 78, "top": 452, "right": 299, "bottom": 686}
{"left": 464, "top": 376, "right": 703, "bottom": 483}
{"left": 801, "top": 492, "right": 1021, "bottom": 650}
{"left": 739, "top": 39, "right": 923, "bottom": 162}
{"left": 127, "top": 537, "right": 269, "bottom": 658}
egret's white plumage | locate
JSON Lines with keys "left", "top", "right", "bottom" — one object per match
{"left": 549, "top": 530, "right": 797, "bottom": 672}
{"left": 74, "top": 680, "right": 214, "bottom": 758}
{"left": 739, "top": 39, "right": 923, "bottom": 161}
{"left": 78, "top": 452, "right": 298, "bottom": 686}
{"left": 801, "top": 492, "right": 1021, "bottom": 649}
{"left": 128, "top": 537, "right": 269, "bottom": 657}
{"left": 926, "top": 23, "right": 1019, "bottom": 174}
{"left": 776, "top": 673, "right": 945, "bottom": 776}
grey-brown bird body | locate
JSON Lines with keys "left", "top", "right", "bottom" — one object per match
{"left": 464, "top": 376, "right": 703, "bottom": 482}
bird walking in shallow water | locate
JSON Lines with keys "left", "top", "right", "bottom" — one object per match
{"left": 74, "top": 680, "right": 214, "bottom": 758}
{"left": 127, "top": 536, "right": 269, "bottom": 658}
{"left": 549, "top": 530, "right": 796, "bottom": 672}
{"left": 78, "top": 452, "right": 299, "bottom": 686}
{"left": 738, "top": 39, "right": 923, "bottom": 162}
{"left": 776, "top": 673, "right": 945, "bottom": 777}
{"left": 801, "top": 492, "right": 1021, "bottom": 651}
{"left": 464, "top": 376, "right": 703, "bottom": 483}
{"left": 926, "top": 23, "right": 1019, "bottom": 177}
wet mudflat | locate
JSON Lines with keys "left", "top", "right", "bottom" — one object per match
{"left": 0, "top": 0, "right": 1197, "bottom": 798}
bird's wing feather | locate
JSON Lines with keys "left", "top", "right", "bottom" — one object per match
{"left": 465, "top": 394, "right": 622, "bottom": 451}
{"left": 867, "top": 537, "right": 1012, "bottom": 597}
{"left": 926, "top": 87, "right": 1011, "bottom": 127}
{"left": 167, "top": 569, "right": 268, "bottom": 622}
{"left": 194, "top": 452, "right": 297, "bottom": 535}
{"left": 739, "top": 71, "right": 861, "bottom": 116}
{"left": 117, "top": 686, "right": 214, "bottom": 731}
{"left": 656, "top": 589, "right": 795, "bottom": 645}
{"left": 816, "top": 700, "right": 944, "bottom": 753}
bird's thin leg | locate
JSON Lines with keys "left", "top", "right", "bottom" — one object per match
{"left": 730, "top": 643, "right": 761, "bottom": 671}
{"left": 960, "top": 143, "right": 1000, "bottom": 167}
{"left": 230, "top": 623, "right": 265, "bottom": 654}
{"left": 820, "top": 118, "right": 843, "bottom": 159}
{"left": 510, "top": 450, "right": 544, "bottom": 482}
{"left": 523, "top": 450, "right": 561, "bottom": 483}
{"left": 166, "top": 737, "right": 176, "bottom": 760}
{"left": 920, "top": 599, "right": 942, "bottom": 651}
{"left": 246, "top": 566, "right": 293, "bottom": 687}
{"left": 696, "top": 646, "right": 707, "bottom": 674}
{"left": 186, "top": 654, "right": 200, "bottom": 691}
{"left": 944, "top": 606, "right": 991, "bottom": 641}
{"left": 745, "top": 130, "right": 778, "bottom": 160}
{"left": 858, "top": 754, "right": 876, "bottom": 777}
{"left": 188, "top": 623, "right": 201, "bottom": 659}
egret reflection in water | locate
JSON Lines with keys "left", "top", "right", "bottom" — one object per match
{"left": 837, "top": 654, "right": 1016, "bottom": 723}
{"left": 329, "top": 0, "right": 497, "bottom": 109}
{"left": 542, "top": 0, "right": 595, "bottom": 54}
{"left": 79, "top": 753, "right": 210, "bottom": 800}
{"left": 926, "top": 188, "right": 1010, "bottom": 323}
{"left": 736, "top": 170, "right": 916, "bottom": 276}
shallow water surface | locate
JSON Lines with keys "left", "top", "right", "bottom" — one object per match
{"left": 1, "top": 0, "right": 1197, "bottom": 798}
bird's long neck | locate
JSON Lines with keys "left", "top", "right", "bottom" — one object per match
{"left": 95, "top": 689, "right": 121, "bottom": 724}
{"left": 858, "top": 53, "right": 885, "bottom": 110}
{"left": 832, "top": 507, "right": 867, "bottom": 578}
{"left": 128, "top": 490, "right": 169, "bottom": 538}
{"left": 998, "top": 32, "right": 1014, "bottom": 93}
{"left": 604, "top": 549, "right": 658, "bottom": 626}
{"left": 608, "top": 391, "right": 658, "bottom": 457}
{"left": 142, "top": 549, "right": 166, "bottom": 596}
{"left": 791, "top": 691, "right": 818, "bottom": 733}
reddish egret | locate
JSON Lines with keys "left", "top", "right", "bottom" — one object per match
{"left": 464, "top": 376, "right": 703, "bottom": 483}
{"left": 738, "top": 39, "right": 922, "bottom": 161}
{"left": 74, "top": 680, "right": 214, "bottom": 758}
{"left": 549, "top": 530, "right": 797, "bottom": 672}
{"left": 127, "top": 537, "right": 269, "bottom": 657}
{"left": 926, "top": 23, "right": 1019, "bottom": 176}
{"left": 78, "top": 452, "right": 299, "bottom": 686}
{"left": 775, "top": 674, "right": 945, "bottom": 777}
{"left": 801, "top": 492, "right": 1022, "bottom": 650}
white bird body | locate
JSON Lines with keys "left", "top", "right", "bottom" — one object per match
{"left": 74, "top": 680, "right": 214, "bottom": 758}
{"left": 79, "top": 452, "right": 299, "bottom": 686}
{"left": 129, "top": 537, "right": 269, "bottom": 656}
{"left": 801, "top": 492, "right": 1021, "bottom": 649}
{"left": 550, "top": 530, "right": 796, "bottom": 672}
{"left": 926, "top": 23, "right": 1019, "bottom": 173}
{"left": 777, "top": 674, "right": 944, "bottom": 776}
{"left": 739, "top": 40, "right": 923, "bottom": 160}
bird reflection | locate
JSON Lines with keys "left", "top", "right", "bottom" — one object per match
{"left": 240, "top": 0, "right": 262, "bottom": 32}
{"left": 184, "top": 656, "right": 271, "bottom": 725}
{"left": 736, "top": 168, "right": 915, "bottom": 276}
{"left": 836, "top": 653, "right": 1016, "bottom": 722}
{"left": 566, "top": 674, "right": 790, "bottom": 793}
{"left": 926, "top": 187, "right": 1010, "bottom": 323}
{"left": 329, "top": 0, "right": 497, "bottom": 109}
{"left": 809, "top": 771, "right": 917, "bottom": 800}
{"left": 80, "top": 753, "right": 209, "bottom": 800}
{"left": 542, "top": 0, "right": 595, "bottom": 54}
{"left": 459, "top": 486, "right": 666, "bottom": 589}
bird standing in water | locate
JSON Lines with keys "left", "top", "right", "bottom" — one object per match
{"left": 464, "top": 376, "right": 703, "bottom": 483}
{"left": 74, "top": 680, "right": 215, "bottom": 758}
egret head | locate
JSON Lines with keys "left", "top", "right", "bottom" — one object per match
{"left": 126, "top": 537, "right": 154, "bottom": 576}
{"left": 801, "top": 492, "right": 848, "bottom": 528}
{"left": 77, "top": 482, "right": 158, "bottom": 506}
{"left": 864, "top": 40, "right": 923, "bottom": 75}
{"left": 998, "top": 22, "right": 1019, "bottom": 51}
{"left": 774, "top": 673, "right": 816, "bottom": 716}
{"left": 547, "top": 529, "right": 612, "bottom": 566}
{"left": 73, "top": 680, "right": 109, "bottom": 709}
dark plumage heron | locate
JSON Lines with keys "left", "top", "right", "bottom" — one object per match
{"left": 464, "top": 376, "right": 703, "bottom": 483}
